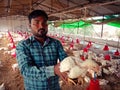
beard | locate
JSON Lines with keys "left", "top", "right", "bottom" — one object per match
{"left": 32, "top": 28, "right": 48, "bottom": 38}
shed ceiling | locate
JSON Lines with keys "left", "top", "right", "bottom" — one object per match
{"left": 0, "top": 0, "right": 120, "bottom": 21}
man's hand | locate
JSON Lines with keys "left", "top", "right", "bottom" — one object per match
{"left": 54, "top": 63, "right": 68, "bottom": 83}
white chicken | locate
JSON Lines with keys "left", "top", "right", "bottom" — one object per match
{"left": 81, "top": 59, "right": 99, "bottom": 73}
{"left": 0, "top": 83, "right": 5, "bottom": 90}
{"left": 68, "top": 66, "right": 88, "bottom": 85}
{"left": 81, "top": 52, "right": 100, "bottom": 77}
{"left": 12, "top": 63, "right": 19, "bottom": 71}
{"left": 60, "top": 56, "right": 76, "bottom": 72}
{"left": 60, "top": 55, "right": 100, "bottom": 85}
{"left": 68, "top": 66, "right": 87, "bottom": 79}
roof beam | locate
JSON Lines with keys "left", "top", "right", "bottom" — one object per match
{"left": 49, "top": 0, "right": 120, "bottom": 17}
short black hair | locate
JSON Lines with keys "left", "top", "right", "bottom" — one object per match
{"left": 28, "top": 10, "right": 48, "bottom": 23}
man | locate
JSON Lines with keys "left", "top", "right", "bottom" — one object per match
{"left": 16, "top": 10, "right": 68, "bottom": 90}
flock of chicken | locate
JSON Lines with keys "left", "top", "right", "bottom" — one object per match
{"left": 0, "top": 31, "right": 120, "bottom": 90}
{"left": 56, "top": 35, "right": 120, "bottom": 87}
{"left": 0, "top": 31, "right": 26, "bottom": 90}
{"left": 60, "top": 55, "right": 99, "bottom": 85}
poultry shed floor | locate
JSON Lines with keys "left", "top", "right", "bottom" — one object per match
{"left": 0, "top": 35, "right": 120, "bottom": 90}
{"left": 0, "top": 36, "right": 24, "bottom": 90}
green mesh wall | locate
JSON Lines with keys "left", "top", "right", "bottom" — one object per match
{"left": 60, "top": 20, "right": 91, "bottom": 28}
{"left": 107, "top": 20, "right": 120, "bottom": 28}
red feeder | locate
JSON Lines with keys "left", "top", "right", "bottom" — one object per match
{"left": 10, "top": 38, "right": 14, "bottom": 43}
{"left": 104, "top": 54, "right": 111, "bottom": 60}
{"left": 62, "top": 40, "right": 65, "bottom": 43}
{"left": 11, "top": 44, "right": 16, "bottom": 49}
{"left": 80, "top": 55, "right": 85, "bottom": 61}
{"left": 61, "top": 40, "right": 65, "bottom": 45}
{"left": 8, "top": 31, "right": 12, "bottom": 37}
{"left": 71, "top": 40, "right": 74, "bottom": 44}
{"left": 87, "top": 79, "right": 100, "bottom": 90}
{"left": 89, "top": 41, "right": 92, "bottom": 45}
{"left": 60, "top": 36, "right": 64, "bottom": 40}
{"left": 76, "top": 39, "right": 80, "bottom": 44}
{"left": 114, "top": 49, "right": 120, "bottom": 56}
{"left": 87, "top": 41, "right": 92, "bottom": 48}
{"left": 103, "top": 45, "right": 109, "bottom": 51}
{"left": 11, "top": 52, "right": 16, "bottom": 58}
{"left": 87, "top": 43, "right": 91, "bottom": 48}
{"left": 69, "top": 43, "right": 74, "bottom": 50}
{"left": 83, "top": 48, "right": 88, "bottom": 52}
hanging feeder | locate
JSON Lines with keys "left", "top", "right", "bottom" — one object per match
{"left": 104, "top": 54, "right": 111, "bottom": 60}
{"left": 69, "top": 44, "right": 74, "bottom": 50}
{"left": 114, "top": 49, "right": 120, "bottom": 56}
{"left": 80, "top": 55, "right": 85, "bottom": 61}
{"left": 83, "top": 47, "right": 88, "bottom": 52}
{"left": 76, "top": 38, "right": 80, "bottom": 44}
{"left": 87, "top": 41, "right": 92, "bottom": 48}
{"left": 86, "top": 79, "right": 100, "bottom": 90}
{"left": 103, "top": 44, "right": 109, "bottom": 51}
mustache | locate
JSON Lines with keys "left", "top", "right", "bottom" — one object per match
{"left": 38, "top": 28, "right": 45, "bottom": 31}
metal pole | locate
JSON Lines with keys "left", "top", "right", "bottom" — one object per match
{"left": 101, "top": 15, "right": 104, "bottom": 38}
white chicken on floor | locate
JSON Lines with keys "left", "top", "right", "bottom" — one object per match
{"left": 60, "top": 55, "right": 100, "bottom": 85}
{"left": 0, "top": 83, "right": 5, "bottom": 90}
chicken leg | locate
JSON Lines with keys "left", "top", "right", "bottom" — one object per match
{"left": 67, "top": 78, "right": 77, "bottom": 85}
{"left": 77, "top": 76, "right": 84, "bottom": 85}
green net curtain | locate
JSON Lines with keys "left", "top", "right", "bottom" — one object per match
{"left": 60, "top": 20, "right": 91, "bottom": 28}
{"left": 107, "top": 20, "right": 120, "bottom": 28}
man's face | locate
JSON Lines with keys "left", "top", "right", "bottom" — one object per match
{"left": 29, "top": 16, "right": 48, "bottom": 38}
